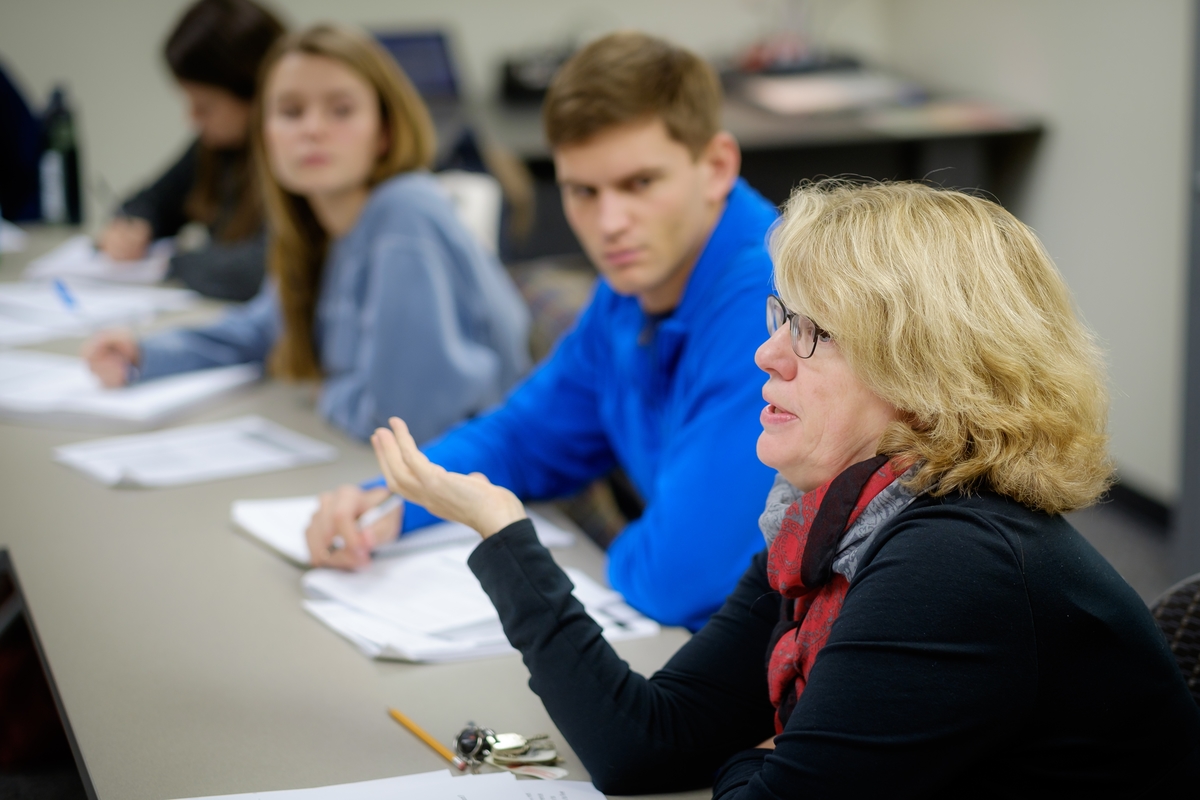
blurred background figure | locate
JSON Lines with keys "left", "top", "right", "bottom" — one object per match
{"left": 83, "top": 24, "right": 531, "bottom": 445}
{"left": 96, "top": 0, "right": 285, "bottom": 300}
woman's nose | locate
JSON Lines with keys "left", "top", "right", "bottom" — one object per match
{"left": 755, "top": 325, "right": 798, "bottom": 379}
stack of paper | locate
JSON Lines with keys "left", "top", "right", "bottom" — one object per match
{"left": 171, "top": 769, "right": 604, "bottom": 799}
{"left": 740, "top": 70, "right": 923, "bottom": 116}
{"left": 231, "top": 495, "right": 574, "bottom": 566}
{"left": 0, "top": 279, "right": 196, "bottom": 347}
{"left": 303, "top": 542, "right": 658, "bottom": 663}
{"left": 55, "top": 415, "right": 337, "bottom": 487}
{"left": 0, "top": 350, "right": 259, "bottom": 429}
{"left": 24, "top": 234, "right": 173, "bottom": 284}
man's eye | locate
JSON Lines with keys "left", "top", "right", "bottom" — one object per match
{"left": 276, "top": 105, "right": 303, "bottom": 119}
{"left": 567, "top": 186, "right": 595, "bottom": 199}
{"left": 631, "top": 177, "right": 653, "bottom": 191}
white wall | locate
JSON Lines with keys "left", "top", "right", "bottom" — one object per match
{"left": 881, "top": 0, "right": 1194, "bottom": 503}
{"left": 1, "top": 0, "right": 1192, "bottom": 503}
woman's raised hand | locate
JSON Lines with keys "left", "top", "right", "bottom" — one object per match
{"left": 371, "top": 417, "right": 526, "bottom": 539}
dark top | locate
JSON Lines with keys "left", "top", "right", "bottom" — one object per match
{"left": 119, "top": 140, "right": 264, "bottom": 301}
{"left": 468, "top": 490, "right": 1200, "bottom": 798}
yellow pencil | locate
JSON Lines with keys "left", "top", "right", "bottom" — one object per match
{"left": 388, "top": 707, "right": 457, "bottom": 764}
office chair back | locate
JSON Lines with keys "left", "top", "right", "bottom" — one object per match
{"left": 1151, "top": 573, "right": 1200, "bottom": 705}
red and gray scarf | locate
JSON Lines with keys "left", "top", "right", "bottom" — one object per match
{"left": 761, "top": 455, "right": 913, "bottom": 732}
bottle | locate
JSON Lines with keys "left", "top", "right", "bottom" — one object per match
{"left": 40, "top": 86, "right": 82, "bottom": 225}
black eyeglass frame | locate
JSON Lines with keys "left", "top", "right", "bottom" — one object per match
{"left": 766, "top": 294, "right": 831, "bottom": 359}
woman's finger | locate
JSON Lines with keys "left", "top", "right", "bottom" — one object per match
{"left": 371, "top": 429, "right": 415, "bottom": 496}
{"left": 387, "top": 417, "right": 426, "bottom": 475}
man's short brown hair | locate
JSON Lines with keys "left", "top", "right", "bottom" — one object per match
{"left": 543, "top": 31, "right": 722, "bottom": 157}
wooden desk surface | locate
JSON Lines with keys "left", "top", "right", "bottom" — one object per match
{"left": 0, "top": 228, "right": 701, "bottom": 799}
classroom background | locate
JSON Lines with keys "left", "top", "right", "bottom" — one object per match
{"left": 1, "top": 0, "right": 1198, "bottom": 796}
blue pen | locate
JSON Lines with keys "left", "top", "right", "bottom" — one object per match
{"left": 53, "top": 278, "right": 78, "bottom": 312}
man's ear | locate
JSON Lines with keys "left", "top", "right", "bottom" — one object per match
{"left": 701, "top": 131, "right": 741, "bottom": 202}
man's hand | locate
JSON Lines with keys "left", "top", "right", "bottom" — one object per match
{"left": 371, "top": 417, "right": 525, "bottom": 538}
{"left": 305, "top": 484, "right": 400, "bottom": 570}
{"left": 82, "top": 329, "right": 140, "bottom": 388}
{"left": 97, "top": 217, "right": 152, "bottom": 261}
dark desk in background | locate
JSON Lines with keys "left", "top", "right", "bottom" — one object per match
{"left": 476, "top": 96, "right": 1043, "bottom": 261}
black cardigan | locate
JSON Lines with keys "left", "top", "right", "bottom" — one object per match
{"left": 119, "top": 140, "right": 264, "bottom": 301}
{"left": 468, "top": 490, "right": 1200, "bottom": 798}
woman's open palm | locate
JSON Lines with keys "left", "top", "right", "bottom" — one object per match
{"left": 371, "top": 417, "right": 526, "bottom": 539}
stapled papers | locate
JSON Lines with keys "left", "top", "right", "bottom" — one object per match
{"left": 302, "top": 543, "right": 658, "bottom": 663}
{"left": 54, "top": 415, "right": 337, "bottom": 487}
{"left": 230, "top": 495, "right": 574, "bottom": 566}
{"left": 0, "top": 349, "right": 259, "bottom": 428}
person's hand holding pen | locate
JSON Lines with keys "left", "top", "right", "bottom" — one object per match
{"left": 82, "top": 329, "right": 140, "bottom": 388}
{"left": 306, "top": 484, "right": 402, "bottom": 569}
{"left": 371, "top": 417, "right": 526, "bottom": 539}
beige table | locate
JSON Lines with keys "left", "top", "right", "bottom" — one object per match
{"left": 0, "top": 228, "right": 702, "bottom": 799}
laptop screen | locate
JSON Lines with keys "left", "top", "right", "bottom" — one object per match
{"left": 375, "top": 31, "right": 460, "bottom": 103}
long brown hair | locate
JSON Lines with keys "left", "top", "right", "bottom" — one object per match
{"left": 251, "top": 24, "right": 437, "bottom": 379}
{"left": 165, "top": 0, "right": 285, "bottom": 241}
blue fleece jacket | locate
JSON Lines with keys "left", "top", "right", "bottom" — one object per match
{"left": 389, "top": 178, "right": 779, "bottom": 630}
{"left": 136, "top": 171, "right": 530, "bottom": 444}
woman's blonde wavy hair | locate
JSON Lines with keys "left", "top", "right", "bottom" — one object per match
{"left": 251, "top": 23, "right": 436, "bottom": 379}
{"left": 771, "top": 180, "right": 1112, "bottom": 515}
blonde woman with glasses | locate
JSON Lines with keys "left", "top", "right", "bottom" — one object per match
{"left": 372, "top": 181, "right": 1200, "bottom": 797}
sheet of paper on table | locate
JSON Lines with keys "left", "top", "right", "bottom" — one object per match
{"left": 54, "top": 415, "right": 337, "bottom": 487}
{"left": 302, "top": 540, "right": 658, "bottom": 663}
{"left": 0, "top": 278, "right": 196, "bottom": 346}
{"left": 169, "top": 767, "right": 605, "bottom": 800}
{"left": 0, "top": 350, "right": 259, "bottom": 428}
{"left": 24, "top": 234, "right": 173, "bottom": 283}
{"left": 231, "top": 494, "right": 574, "bottom": 566}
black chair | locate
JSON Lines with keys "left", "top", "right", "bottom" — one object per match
{"left": 1151, "top": 573, "right": 1200, "bottom": 705}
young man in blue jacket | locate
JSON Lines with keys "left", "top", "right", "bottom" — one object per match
{"left": 306, "top": 31, "right": 779, "bottom": 632}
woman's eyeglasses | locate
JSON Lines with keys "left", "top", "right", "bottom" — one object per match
{"left": 766, "top": 294, "right": 831, "bottom": 358}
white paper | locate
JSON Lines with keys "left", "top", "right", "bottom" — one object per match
{"left": 741, "top": 71, "right": 920, "bottom": 116}
{"left": 168, "top": 769, "right": 511, "bottom": 800}
{"left": 231, "top": 495, "right": 575, "bottom": 566}
{"left": 303, "top": 542, "right": 658, "bottom": 663}
{"left": 461, "top": 779, "right": 605, "bottom": 800}
{"left": 169, "top": 768, "right": 605, "bottom": 800}
{"left": 54, "top": 415, "right": 337, "bottom": 487}
{"left": 0, "top": 219, "right": 28, "bottom": 253}
{"left": 0, "top": 278, "right": 196, "bottom": 346}
{"left": 0, "top": 350, "right": 259, "bottom": 427}
{"left": 24, "top": 234, "right": 172, "bottom": 284}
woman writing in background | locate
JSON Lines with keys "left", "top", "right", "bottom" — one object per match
{"left": 84, "top": 24, "right": 530, "bottom": 445}
{"left": 371, "top": 181, "right": 1200, "bottom": 796}
{"left": 98, "top": 0, "right": 283, "bottom": 301}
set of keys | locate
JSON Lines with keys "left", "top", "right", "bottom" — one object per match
{"left": 452, "top": 723, "right": 566, "bottom": 779}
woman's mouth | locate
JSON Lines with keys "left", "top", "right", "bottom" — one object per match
{"left": 761, "top": 403, "right": 798, "bottom": 425}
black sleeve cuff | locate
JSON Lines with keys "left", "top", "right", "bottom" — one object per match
{"left": 712, "top": 747, "right": 769, "bottom": 800}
